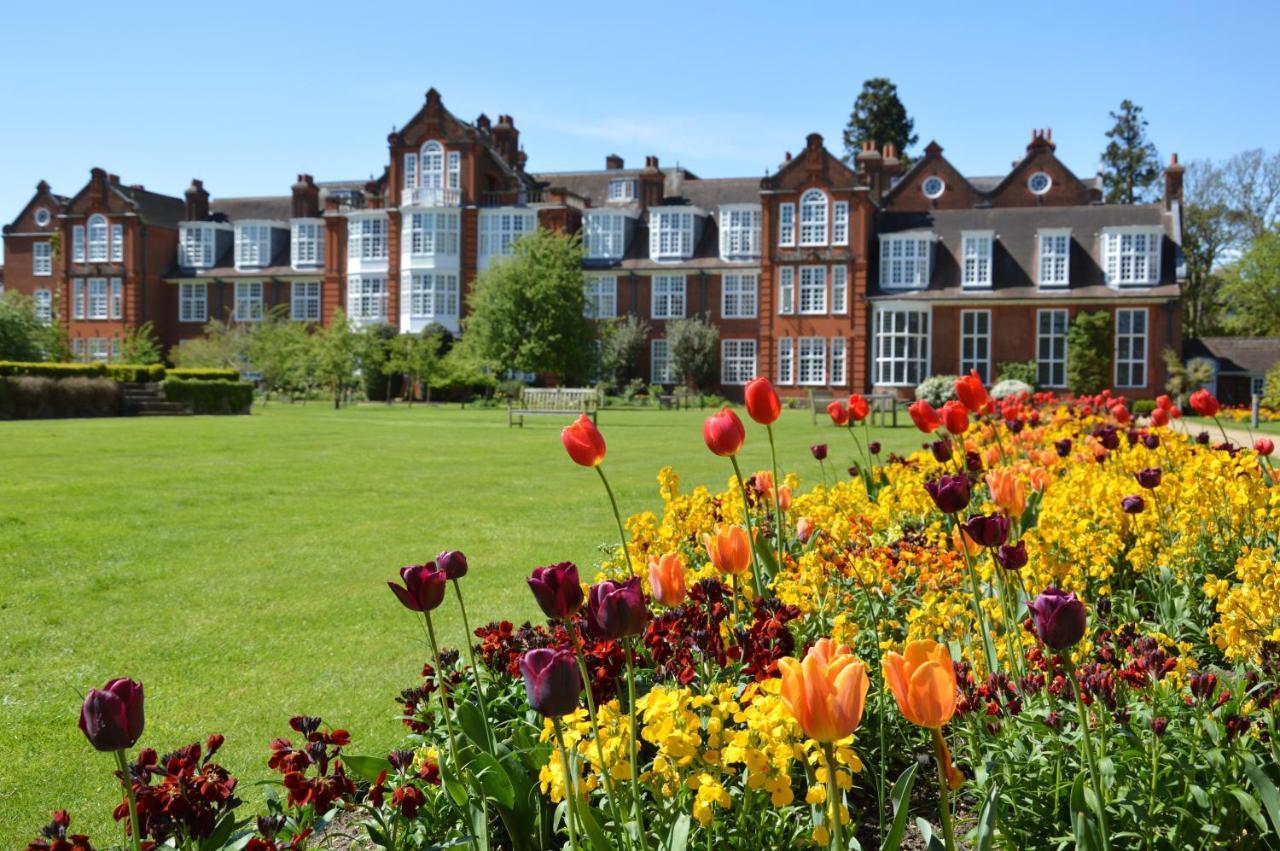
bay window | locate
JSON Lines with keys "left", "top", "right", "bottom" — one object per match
{"left": 407, "top": 212, "right": 458, "bottom": 256}
{"left": 721, "top": 273, "right": 758, "bottom": 319}
{"left": 408, "top": 272, "right": 459, "bottom": 320}
{"left": 348, "top": 217, "right": 389, "bottom": 260}
{"left": 347, "top": 276, "right": 387, "bottom": 323}
{"left": 651, "top": 275, "right": 685, "bottom": 319}
{"left": 1115, "top": 308, "right": 1148, "bottom": 388}
{"left": 479, "top": 211, "right": 534, "bottom": 265}
{"left": 721, "top": 339, "right": 757, "bottom": 385}
{"left": 879, "top": 234, "right": 933, "bottom": 289}
{"left": 873, "top": 304, "right": 931, "bottom": 386}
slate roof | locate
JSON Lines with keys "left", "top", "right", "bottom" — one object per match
{"left": 211, "top": 196, "right": 292, "bottom": 222}
{"left": 111, "top": 184, "right": 185, "bottom": 228}
{"left": 1184, "top": 337, "right": 1280, "bottom": 375}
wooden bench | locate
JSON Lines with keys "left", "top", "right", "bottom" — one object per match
{"left": 508, "top": 387, "right": 600, "bottom": 427}
{"left": 809, "top": 389, "right": 902, "bottom": 427}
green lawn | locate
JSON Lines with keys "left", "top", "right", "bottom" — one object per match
{"left": 0, "top": 402, "right": 922, "bottom": 845}
{"left": 1182, "top": 415, "right": 1280, "bottom": 438}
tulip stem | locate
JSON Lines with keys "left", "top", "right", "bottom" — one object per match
{"left": 622, "top": 637, "right": 650, "bottom": 851}
{"left": 955, "top": 521, "right": 998, "bottom": 675}
{"left": 728, "top": 453, "right": 766, "bottom": 600}
{"left": 452, "top": 580, "right": 495, "bottom": 752}
{"left": 596, "top": 465, "right": 636, "bottom": 577}
{"left": 569, "top": 628, "right": 633, "bottom": 851}
{"left": 424, "top": 615, "right": 482, "bottom": 851}
{"left": 1064, "top": 655, "right": 1111, "bottom": 851}
{"left": 114, "top": 749, "right": 142, "bottom": 851}
{"left": 931, "top": 729, "right": 958, "bottom": 851}
{"left": 766, "top": 423, "right": 787, "bottom": 555}
{"left": 820, "top": 741, "right": 843, "bottom": 851}
{"left": 552, "top": 719, "right": 581, "bottom": 851}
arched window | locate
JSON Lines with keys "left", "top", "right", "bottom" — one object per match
{"left": 87, "top": 213, "right": 109, "bottom": 261}
{"left": 799, "top": 189, "right": 828, "bottom": 246}
{"left": 421, "top": 141, "right": 444, "bottom": 189}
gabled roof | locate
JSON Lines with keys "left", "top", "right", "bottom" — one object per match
{"left": 763, "top": 133, "right": 860, "bottom": 192}
{"left": 63, "top": 168, "right": 184, "bottom": 228}
{"left": 3, "top": 180, "right": 69, "bottom": 233}
{"left": 1184, "top": 337, "right": 1280, "bottom": 375}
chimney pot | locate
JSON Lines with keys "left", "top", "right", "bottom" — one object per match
{"left": 785, "top": 151, "right": 792, "bottom": 161}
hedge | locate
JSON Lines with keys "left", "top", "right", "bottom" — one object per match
{"left": 162, "top": 378, "right": 253, "bottom": 415}
{"left": 106, "top": 364, "right": 166, "bottom": 383}
{"left": 166, "top": 368, "right": 241, "bottom": 382}
{"left": 0, "top": 361, "right": 107, "bottom": 378}
{"left": 0, "top": 376, "right": 123, "bottom": 419}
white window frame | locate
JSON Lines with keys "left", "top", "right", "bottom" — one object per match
{"left": 832, "top": 201, "right": 849, "bottom": 246}
{"left": 72, "top": 278, "right": 86, "bottom": 319}
{"left": 179, "top": 224, "right": 218, "bottom": 268}
{"left": 72, "top": 225, "right": 86, "bottom": 262}
{"left": 403, "top": 152, "right": 418, "bottom": 190}
{"left": 719, "top": 205, "right": 761, "bottom": 261}
{"left": 879, "top": 234, "right": 933, "bottom": 289}
{"left": 777, "top": 337, "right": 795, "bottom": 385}
{"left": 831, "top": 266, "right": 848, "bottom": 315}
{"left": 651, "top": 275, "right": 686, "bottom": 319}
{"left": 798, "top": 336, "right": 827, "bottom": 385}
{"left": 799, "top": 189, "right": 828, "bottom": 246}
{"left": 446, "top": 151, "right": 461, "bottom": 191}
{"left": 777, "top": 267, "right": 795, "bottom": 315}
{"left": 798, "top": 266, "right": 827, "bottom": 314}
{"left": 350, "top": 216, "right": 391, "bottom": 260}
{"left": 778, "top": 203, "right": 795, "bottom": 247}
{"left": 236, "top": 223, "right": 274, "bottom": 269}
{"left": 407, "top": 212, "right": 458, "bottom": 257}
{"left": 959, "top": 309, "right": 992, "bottom": 383}
{"left": 408, "top": 272, "right": 459, "bottom": 320}
{"left": 179, "top": 283, "right": 207, "bottom": 323}
{"left": 961, "top": 231, "right": 993, "bottom": 288}
{"left": 1036, "top": 308, "right": 1069, "bottom": 389}
{"left": 608, "top": 179, "right": 637, "bottom": 202}
{"left": 651, "top": 339, "right": 672, "bottom": 383}
{"left": 832, "top": 337, "right": 848, "bottom": 386}
{"left": 1115, "top": 307, "right": 1148, "bottom": 388}
{"left": 584, "top": 212, "right": 627, "bottom": 259}
{"left": 290, "top": 281, "right": 322, "bottom": 322}
{"left": 86, "top": 277, "right": 109, "bottom": 320}
{"left": 585, "top": 276, "right": 617, "bottom": 319}
{"left": 110, "top": 224, "right": 123, "bottom": 261}
{"left": 73, "top": 338, "right": 84, "bottom": 358}
{"left": 649, "top": 210, "right": 696, "bottom": 261}
{"left": 721, "top": 339, "right": 757, "bottom": 385}
{"left": 420, "top": 141, "right": 444, "bottom": 189}
{"left": 292, "top": 220, "right": 324, "bottom": 269}
{"left": 1102, "top": 227, "right": 1162, "bottom": 287}
{"left": 234, "top": 281, "right": 264, "bottom": 322}
{"left": 88, "top": 337, "right": 109, "bottom": 362}
{"left": 87, "top": 214, "right": 109, "bottom": 261}
{"left": 721, "top": 273, "right": 758, "bottom": 319}
{"left": 109, "top": 278, "right": 123, "bottom": 320}
{"left": 1038, "top": 229, "right": 1071, "bottom": 287}
{"left": 478, "top": 210, "right": 535, "bottom": 264}
{"left": 347, "top": 275, "right": 387, "bottom": 324}
{"left": 873, "top": 304, "right": 931, "bottom": 387}
{"left": 33, "top": 241, "right": 52, "bottom": 276}
{"left": 34, "top": 288, "right": 52, "bottom": 323}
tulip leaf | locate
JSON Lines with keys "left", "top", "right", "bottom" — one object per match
{"left": 975, "top": 781, "right": 1000, "bottom": 851}
{"left": 1069, "top": 772, "right": 1102, "bottom": 851}
{"left": 340, "top": 753, "right": 393, "bottom": 785}
{"left": 456, "top": 700, "right": 494, "bottom": 754}
{"left": 1244, "top": 762, "right": 1280, "bottom": 834}
{"left": 753, "top": 531, "right": 781, "bottom": 581}
{"left": 915, "top": 817, "right": 946, "bottom": 850}
{"left": 465, "top": 750, "right": 516, "bottom": 809}
{"left": 667, "top": 812, "right": 691, "bottom": 851}
{"left": 573, "top": 798, "right": 615, "bottom": 851}
{"left": 1229, "top": 787, "right": 1268, "bottom": 833}
{"left": 879, "top": 762, "right": 917, "bottom": 851}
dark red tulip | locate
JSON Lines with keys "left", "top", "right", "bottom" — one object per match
{"left": 1121, "top": 495, "right": 1146, "bottom": 514}
{"left": 79, "top": 678, "right": 145, "bottom": 752}
{"left": 929, "top": 439, "right": 952, "bottom": 464}
{"left": 847, "top": 465, "right": 860, "bottom": 478}
{"left": 965, "top": 450, "right": 984, "bottom": 473}
{"left": 810, "top": 443, "right": 828, "bottom": 461}
{"left": 868, "top": 441, "right": 882, "bottom": 455}
{"left": 744, "top": 378, "right": 781, "bottom": 425}
{"left": 924, "top": 473, "right": 971, "bottom": 514}
{"left": 388, "top": 563, "right": 447, "bottom": 612}
{"left": 1189, "top": 389, "right": 1220, "bottom": 418}
{"left": 436, "top": 550, "right": 468, "bottom": 580}
{"left": 527, "top": 562, "right": 584, "bottom": 620}
{"left": 1196, "top": 431, "right": 1210, "bottom": 445}
{"left": 962, "top": 513, "right": 1010, "bottom": 547}
{"left": 1134, "top": 467, "right": 1162, "bottom": 490}
{"left": 703, "top": 408, "right": 746, "bottom": 457}
{"left": 995, "top": 541, "right": 1028, "bottom": 571}
{"left": 520, "top": 648, "right": 582, "bottom": 717}
{"left": 1151, "top": 716, "right": 1169, "bottom": 737}
{"left": 1027, "top": 587, "right": 1088, "bottom": 650}
{"left": 1054, "top": 439, "right": 1072, "bottom": 458}
{"left": 586, "top": 577, "right": 647, "bottom": 639}
{"left": 1143, "top": 434, "right": 1160, "bottom": 450}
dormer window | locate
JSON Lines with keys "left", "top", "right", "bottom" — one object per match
{"left": 1038, "top": 229, "right": 1070, "bottom": 287}
{"left": 236, "top": 223, "right": 274, "bottom": 268}
{"left": 799, "top": 189, "right": 828, "bottom": 246}
{"left": 608, "top": 179, "right": 637, "bottom": 202}
{"left": 961, "top": 231, "right": 993, "bottom": 288}
{"left": 879, "top": 234, "right": 933, "bottom": 289}
{"left": 292, "top": 220, "right": 324, "bottom": 269}
{"left": 1102, "top": 227, "right": 1162, "bottom": 286}
{"left": 584, "top": 211, "right": 628, "bottom": 260}
{"left": 649, "top": 209, "right": 696, "bottom": 260}
{"left": 719, "top": 205, "right": 761, "bottom": 261}
{"left": 87, "top": 214, "right": 109, "bottom": 261}
{"left": 179, "top": 224, "right": 217, "bottom": 268}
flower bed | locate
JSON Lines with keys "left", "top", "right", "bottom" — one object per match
{"left": 31, "top": 380, "right": 1280, "bottom": 851}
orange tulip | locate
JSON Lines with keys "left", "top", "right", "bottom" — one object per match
{"left": 985, "top": 468, "right": 1026, "bottom": 517}
{"left": 703, "top": 525, "right": 751, "bottom": 575}
{"left": 882, "top": 639, "right": 957, "bottom": 729}
{"left": 950, "top": 524, "right": 982, "bottom": 557}
{"left": 779, "top": 638, "right": 869, "bottom": 743}
{"left": 778, "top": 485, "right": 792, "bottom": 512}
{"left": 796, "top": 517, "right": 815, "bottom": 543}
{"left": 647, "top": 552, "right": 686, "bottom": 608}
{"left": 560, "top": 415, "right": 606, "bottom": 467}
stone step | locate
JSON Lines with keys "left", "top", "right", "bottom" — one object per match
{"left": 137, "top": 410, "right": 192, "bottom": 416}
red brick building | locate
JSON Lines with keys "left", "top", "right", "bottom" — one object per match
{"left": 2, "top": 89, "right": 1185, "bottom": 398}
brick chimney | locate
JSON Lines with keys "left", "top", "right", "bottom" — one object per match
{"left": 491, "top": 115, "right": 521, "bottom": 168}
{"left": 292, "top": 174, "right": 320, "bottom": 218}
{"left": 639, "top": 155, "right": 664, "bottom": 208}
{"left": 185, "top": 179, "right": 210, "bottom": 220}
{"left": 606, "top": 153, "right": 624, "bottom": 170}
{"left": 476, "top": 113, "right": 491, "bottom": 133}
{"left": 856, "top": 140, "right": 883, "bottom": 195}
{"left": 1164, "top": 153, "right": 1185, "bottom": 210}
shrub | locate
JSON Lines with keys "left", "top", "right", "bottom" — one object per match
{"left": 1132, "top": 399, "right": 1157, "bottom": 415}
{"left": 1264, "top": 361, "right": 1280, "bottom": 409}
{"left": 0, "top": 375, "right": 122, "bottom": 419}
{"left": 0, "top": 361, "right": 107, "bottom": 379}
{"left": 161, "top": 378, "right": 253, "bottom": 415}
{"left": 1066, "top": 310, "right": 1113, "bottom": 394}
{"left": 990, "top": 379, "right": 1033, "bottom": 400}
{"left": 106, "top": 364, "right": 166, "bottom": 383}
{"left": 667, "top": 316, "right": 720, "bottom": 391}
{"left": 996, "top": 361, "right": 1038, "bottom": 387}
{"left": 597, "top": 316, "right": 650, "bottom": 391}
{"left": 915, "top": 374, "right": 959, "bottom": 407}
{"left": 166, "top": 368, "right": 240, "bottom": 382}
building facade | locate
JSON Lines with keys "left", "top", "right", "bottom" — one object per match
{"left": 2, "top": 89, "right": 1185, "bottom": 398}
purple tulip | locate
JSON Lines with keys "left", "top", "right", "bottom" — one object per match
{"left": 996, "top": 541, "right": 1028, "bottom": 571}
{"left": 847, "top": 464, "right": 860, "bottom": 478}
{"left": 1098, "top": 428, "right": 1120, "bottom": 451}
{"left": 1007, "top": 419, "right": 1025, "bottom": 435}
{"left": 388, "top": 563, "right": 447, "bottom": 612}
{"left": 929, "top": 439, "right": 951, "bottom": 464}
{"left": 1027, "top": 587, "right": 1088, "bottom": 650}
{"left": 1196, "top": 431, "right": 1210, "bottom": 445}
{"left": 962, "top": 513, "right": 1010, "bottom": 547}
{"left": 79, "top": 678, "right": 145, "bottom": 752}
{"left": 1054, "top": 439, "right": 1072, "bottom": 458}
{"left": 1143, "top": 433, "right": 1160, "bottom": 450}
{"left": 810, "top": 443, "right": 828, "bottom": 461}
{"left": 1125, "top": 428, "right": 1140, "bottom": 448}
{"left": 1121, "top": 495, "right": 1146, "bottom": 514}
{"left": 436, "top": 550, "right": 468, "bottom": 580}
{"left": 586, "top": 577, "right": 648, "bottom": 639}
{"left": 1135, "top": 467, "right": 1162, "bottom": 489}
{"left": 527, "top": 562, "right": 583, "bottom": 620}
{"left": 868, "top": 441, "right": 882, "bottom": 455}
{"left": 520, "top": 648, "right": 582, "bottom": 717}
{"left": 965, "top": 450, "right": 984, "bottom": 473}
{"left": 924, "top": 473, "right": 971, "bottom": 514}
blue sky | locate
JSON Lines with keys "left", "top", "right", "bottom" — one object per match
{"left": 2, "top": 0, "right": 1277, "bottom": 261}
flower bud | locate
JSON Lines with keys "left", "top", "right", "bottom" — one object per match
{"left": 435, "top": 550, "right": 468, "bottom": 580}
{"left": 810, "top": 443, "right": 828, "bottom": 461}
{"left": 703, "top": 408, "right": 746, "bottom": 457}
{"left": 924, "top": 473, "right": 971, "bottom": 514}
{"left": 1121, "top": 495, "right": 1145, "bottom": 514}
{"left": 1027, "top": 587, "right": 1088, "bottom": 650}
{"left": 744, "top": 377, "right": 781, "bottom": 425}
{"left": 527, "top": 562, "right": 583, "bottom": 620}
{"left": 79, "top": 678, "right": 145, "bottom": 752}
{"left": 561, "top": 415, "right": 606, "bottom": 467}
{"left": 520, "top": 649, "right": 581, "bottom": 717}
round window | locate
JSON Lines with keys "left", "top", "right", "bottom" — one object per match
{"left": 1028, "top": 172, "right": 1052, "bottom": 195}
{"left": 34, "top": 207, "right": 50, "bottom": 226}
{"left": 922, "top": 176, "right": 945, "bottom": 199}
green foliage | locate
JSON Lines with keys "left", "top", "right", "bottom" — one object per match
{"left": 106, "top": 364, "right": 166, "bottom": 383}
{"left": 384, "top": 327, "right": 447, "bottom": 403}
{"left": 841, "top": 77, "right": 917, "bottom": 162}
{"left": 1132, "top": 399, "right": 1157, "bottom": 415}
{"left": 170, "top": 319, "right": 254, "bottom": 370}
{"left": 1101, "top": 99, "right": 1161, "bottom": 205}
{"left": 166, "top": 368, "right": 241, "bottom": 381}
{"left": 914, "top": 374, "right": 959, "bottom": 407}
{"left": 0, "top": 291, "right": 61, "bottom": 361}
{"left": 119, "top": 322, "right": 164, "bottom": 365}
{"left": 161, "top": 378, "right": 253, "bottom": 415}
{"left": 435, "top": 341, "right": 498, "bottom": 402}
{"left": 246, "top": 309, "right": 318, "bottom": 401}
{"left": 1066, "top": 311, "right": 1114, "bottom": 394}
{"left": 0, "top": 375, "right": 121, "bottom": 419}
{"left": 1219, "top": 226, "right": 1280, "bottom": 336}
{"left": 359, "top": 323, "right": 402, "bottom": 401}
{"left": 464, "top": 228, "right": 592, "bottom": 383}
{"left": 995, "top": 361, "right": 1039, "bottom": 388}
{"left": 0, "top": 360, "right": 106, "bottom": 378}
{"left": 666, "top": 315, "right": 719, "bottom": 391}
{"left": 1263, "top": 362, "right": 1280, "bottom": 409}
{"left": 1163, "top": 348, "right": 1214, "bottom": 400}
{"left": 316, "top": 309, "right": 361, "bottom": 408}
{"left": 596, "top": 315, "right": 650, "bottom": 391}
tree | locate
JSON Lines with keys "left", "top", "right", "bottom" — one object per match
{"left": 1219, "top": 149, "right": 1280, "bottom": 240}
{"left": 1101, "top": 99, "right": 1161, "bottom": 205}
{"left": 316, "top": 309, "right": 360, "bottom": 409}
{"left": 666, "top": 315, "right": 719, "bottom": 391}
{"left": 386, "top": 328, "right": 445, "bottom": 405}
{"left": 1218, "top": 226, "right": 1280, "bottom": 336}
{"left": 842, "top": 77, "right": 917, "bottom": 163}
{"left": 0, "top": 291, "right": 60, "bottom": 361}
{"left": 247, "top": 309, "right": 315, "bottom": 402}
{"left": 171, "top": 319, "right": 253, "bottom": 369}
{"left": 464, "top": 228, "right": 592, "bottom": 383}
{"left": 119, "top": 321, "right": 163, "bottom": 364}
{"left": 1180, "top": 159, "right": 1233, "bottom": 338}
{"left": 1162, "top": 348, "right": 1214, "bottom": 402}
{"left": 597, "top": 315, "right": 650, "bottom": 390}
{"left": 1066, "top": 310, "right": 1113, "bottom": 394}
{"left": 359, "top": 323, "right": 400, "bottom": 402}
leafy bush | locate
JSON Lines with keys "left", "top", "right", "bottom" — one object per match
{"left": 0, "top": 291, "right": 64, "bottom": 361}
{"left": 914, "top": 374, "right": 959, "bottom": 407}
{"left": 597, "top": 316, "right": 650, "bottom": 391}
{"left": 0, "top": 376, "right": 122, "bottom": 419}
{"left": 1163, "top": 348, "right": 1215, "bottom": 401}
{"left": 119, "top": 322, "right": 164, "bottom": 365}
{"left": 996, "top": 361, "right": 1038, "bottom": 387}
{"left": 1265, "top": 362, "right": 1280, "bottom": 409}
{"left": 1066, "top": 310, "right": 1113, "bottom": 394}
{"left": 161, "top": 378, "right": 253, "bottom": 415}
{"left": 0, "top": 361, "right": 107, "bottom": 379}
{"left": 166, "top": 368, "right": 240, "bottom": 382}
{"left": 1132, "top": 399, "right": 1157, "bottom": 415}
{"left": 106, "top": 364, "right": 166, "bottom": 383}
{"left": 990, "top": 379, "right": 1033, "bottom": 400}
{"left": 667, "top": 315, "right": 720, "bottom": 391}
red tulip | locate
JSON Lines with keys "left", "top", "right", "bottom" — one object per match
{"left": 848, "top": 394, "right": 869, "bottom": 422}
{"left": 1189, "top": 389, "right": 1220, "bottom": 418}
{"left": 79, "top": 678, "right": 145, "bottom": 752}
{"left": 908, "top": 400, "right": 942, "bottom": 434}
{"left": 954, "top": 370, "right": 989, "bottom": 413}
{"left": 561, "top": 415, "right": 606, "bottom": 467}
{"left": 1150, "top": 407, "right": 1169, "bottom": 427}
{"left": 826, "top": 400, "right": 850, "bottom": 426}
{"left": 744, "top": 377, "right": 781, "bottom": 425}
{"left": 941, "top": 400, "right": 969, "bottom": 436}
{"left": 1111, "top": 403, "right": 1130, "bottom": 426}
{"left": 1156, "top": 394, "right": 1173, "bottom": 411}
{"left": 388, "top": 563, "right": 447, "bottom": 612}
{"left": 1255, "top": 438, "right": 1275, "bottom": 457}
{"left": 703, "top": 407, "right": 745, "bottom": 456}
